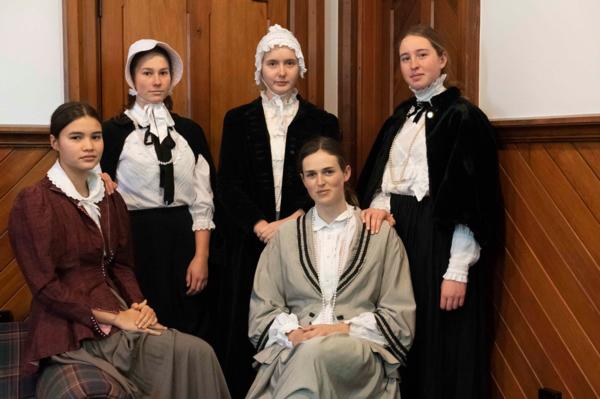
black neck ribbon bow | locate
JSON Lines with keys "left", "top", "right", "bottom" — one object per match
{"left": 144, "top": 127, "right": 176, "bottom": 205}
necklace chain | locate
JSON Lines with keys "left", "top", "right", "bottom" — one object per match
{"left": 388, "top": 110, "right": 424, "bottom": 184}
{"left": 312, "top": 211, "right": 351, "bottom": 323}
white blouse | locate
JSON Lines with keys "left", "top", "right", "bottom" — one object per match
{"left": 370, "top": 78, "right": 480, "bottom": 282}
{"left": 266, "top": 205, "right": 386, "bottom": 349}
{"left": 115, "top": 103, "right": 215, "bottom": 231}
{"left": 261, "top": 90, "right": 299, "bottom": 215}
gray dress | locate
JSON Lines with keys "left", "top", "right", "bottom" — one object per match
{"left": 247, "top": 209, "right": 416, "bottom": 398}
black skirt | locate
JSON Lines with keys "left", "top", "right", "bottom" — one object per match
{"left": 129, "top": 206, "right": 210, "bottom": 338}
{"left": 391, "top": 194, "right": 491, "bottom": 399}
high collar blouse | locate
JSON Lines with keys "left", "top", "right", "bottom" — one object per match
{"left": 261, "top": 90, "right": 300, "bottom": 214}
{"left": 116, "top": 102, "right": 215, "bottom": 230}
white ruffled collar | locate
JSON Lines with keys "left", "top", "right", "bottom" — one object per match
{"left": 261, "top": 89, "right": 299, "bottom": 109}
{"left": 411, "top": 73, "right": 447, "bottom": 102}
{"left": 47, "top": 160, "right": 105, "bottom": 227}
{"left": 312, "top": 203, "right": 354, "bottom": 231}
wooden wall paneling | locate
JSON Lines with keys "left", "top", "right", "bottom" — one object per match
{"left": 0, "top": 149, "right": 55, "bottom": 320}
{"left": 494, "top": 116, "right": 600, "bottom": 144}
{"left": 188, "top": 0, "right": 211, "bottom": 141}
{"left": 0, "top": 232, "right": 15, "bottom": 271}
{"left": 511, "top": 145, "right": 600, "bottom": 320}
{"left": 355, "top": 0, "right": 393, "bottom": 173}
{"left": 490, "top": 341, "right": 528, "bottom": 399}
{"left": 499, "top": 148, "right": 600, "bottom": 397}
{"left": 546, "top": 143, "right": 600, "bottom": 220}
{"left": 529, "top": 144, "right": 600, "bottom": 267}
{"left": 209, "top": 0, "right": 269, "bottom": 162}
{"left": 495, "top": 252, "right": 570, "bottom": 396}
{"left": 500, "top": 210, "right": 596, "bottom": 397}
{"left": 267, "top": 0, "right": 289, "bottom": 26}
{"left": 122, "top": 0, "right": 189, "bottom": 115}
{"left": 501, "top": 148, "right": 600, "bottom": 353}
{"left": 0, "top": 149, "right": 11, "bottom": 162}
{"left": 63, "top": 0, "right": 101, "bottom": 108}
{"left": 100, "top": 0, "right": 126, "bottom": 119}
{"left": 575, "top": 142, "right": 600, "bottom": 177}
{"left": 0, "top": 149, "right": 49, "bottom": 196}
{"left": 3, "top": 285, "right": 32, "bottom": 322}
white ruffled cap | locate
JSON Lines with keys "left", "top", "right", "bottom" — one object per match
{"left": 125, "top": 39, "right": 183, "bottom": 96}
{"left": 254, "top": 24, "right": 307, "bottom": 86}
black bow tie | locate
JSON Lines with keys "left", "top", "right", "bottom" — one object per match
{"left": 406, "top": 101, "right": 433, "bottom": 124}
{"left": 144, "top": 127, "right": 176, "bottom": 205}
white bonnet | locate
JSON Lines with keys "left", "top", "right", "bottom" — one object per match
{"left": 254, "top": 24, "right": 306, "bottom": 86}
{"left": 125, "top": 39, "right": 183, "bottom": 96}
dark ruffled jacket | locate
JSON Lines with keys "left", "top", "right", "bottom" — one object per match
{"left": 9, "top": 179, "right": 144, "bottom": 374}
{"left": 357, "top": 87, "right": 501, "bottom": 247}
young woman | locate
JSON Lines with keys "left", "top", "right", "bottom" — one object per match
{"left": 247, "top": 136, "right": 415, "bottom": 398}
{"left": 215, "top": 24, "right": 340, "bottom": 396}
{"left": 357, "top": 25, "right": 502, "bottom": 399}
{"left": 9, "top": 102, "right": 230, "bottom": 398}
{"left": 101, "top": 39, "right": 216, "bottom": 337}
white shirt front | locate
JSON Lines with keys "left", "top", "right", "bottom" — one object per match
{"left": 261, "top": 90, "right": 299, "bottom": 214}
{"left": 115, "top": 103, "right": 215, "bottom": 231}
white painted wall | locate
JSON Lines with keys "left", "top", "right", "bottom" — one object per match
{"left": 323, "top": 0, "right": 338, "bottom": 116}
{"left": 0, "top": 0, "right": 64, "bottom": 125}
{"left": 479, "top": 0, "right": 600, "bottom": 119}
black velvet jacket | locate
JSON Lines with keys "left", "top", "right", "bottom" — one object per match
{"left": 357, "top": 87, "right": 501, "bottom": 247}
{"left": 218, "top": 96, "right": 340, "bottom": 234}
{"left": 100, "top": 112, "right": 216, "bottom": 189}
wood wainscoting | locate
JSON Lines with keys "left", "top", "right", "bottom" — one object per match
{"left": 0, "top": 128, "right": 54, "bottom": 321}
{"left": 492, "top": 117, "right": 600, "bottom": 398}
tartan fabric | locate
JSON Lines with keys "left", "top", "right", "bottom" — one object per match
{"left": 0, "top": 321, "right": 36, "bottom": 399}
{"left": 36, "top": 363, "right": 128, "bottom": 399}
{"left": 1, "top": 321, "right": 128, "bottom": 399}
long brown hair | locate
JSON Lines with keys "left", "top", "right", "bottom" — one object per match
{"left": 297, "top": 136, "right": 359, "bottom": 206}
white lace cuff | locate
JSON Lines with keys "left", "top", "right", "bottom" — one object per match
{"left": 443, "top": 224, "right": 481, "bottom": 283}
{"left": 265, "top": 313, "right": 300, "bottom": 349}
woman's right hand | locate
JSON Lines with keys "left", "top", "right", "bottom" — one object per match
{"left": 113, "top": 309, "right": 167, "bottom": 335}
{"left": 360, "top": 208, "right": 396, "bottom": 234}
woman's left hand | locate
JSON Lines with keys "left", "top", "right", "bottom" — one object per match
{"left": 100, "top": 173, "right": 118, "bottom": 195}
{"left": 185, "top": 255, "right": 209, "bottom": 295}
{"left": 439, "top": 280, "right": 467, "bottom": 310}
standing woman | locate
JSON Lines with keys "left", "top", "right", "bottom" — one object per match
{"left": 101, "top": 39, "right": 216, "bottom": 337}
{"left": 9, "top": 102, "right": 229, "bottom": 398}
{"left": 216, "top": 24, "right": 340, "bottom": 396}
{"left": 358, "top": 25, "right": 502, "bottom": 399}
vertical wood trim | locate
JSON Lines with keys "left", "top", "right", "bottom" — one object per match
{"left": 63, "top": 0, "right": 101, "bottom": 109}
{"left": 267, "top": 0, "right": 289, "bottom": 26}
{"left": 338, "top": 0, "right": 358, "bottom": 173}
{"left": 189, "top": 1, "right": 211, "bottom": 142}
{"left": 462, "top": 0, "right": 480, "bottom": 103}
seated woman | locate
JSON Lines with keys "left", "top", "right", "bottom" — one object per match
{"left": 247, "top": 136, "right": 416, "bottom": 398}
{"left": 9, "top": 102, "right": 230, "bottom": 399}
